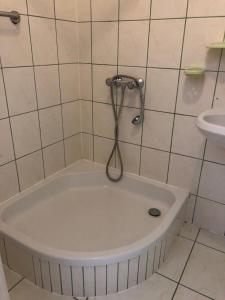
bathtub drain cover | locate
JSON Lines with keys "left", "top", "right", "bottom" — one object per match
{"left": 148, "top": 208, "right": 161, "bottom": 217}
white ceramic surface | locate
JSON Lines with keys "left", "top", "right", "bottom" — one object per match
{"left": 196, "top": 108, "right": 225, "bottom": 149}
{"left": 0, "top": 161, "right": 188, "bottom": 297}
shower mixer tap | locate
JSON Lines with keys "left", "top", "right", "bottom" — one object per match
{"left": 106, "top": 75, "right": 145, "bottom": 125}
{"left": 105, "top": 75, "right": 145, "bottom": 182}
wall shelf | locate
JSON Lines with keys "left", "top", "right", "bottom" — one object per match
{"left": 184, "top": 67, "right": 205, "bottom": 76}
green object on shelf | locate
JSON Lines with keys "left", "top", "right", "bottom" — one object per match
{"left": 208, "top": 42, "right": 225, "bottom": 49}
{"left": 184, "top": 67, "right": 205, "bottom": 76}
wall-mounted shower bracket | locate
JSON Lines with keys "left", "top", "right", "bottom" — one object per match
{"left": 0, "top": 11, "right": 20, "bottom": 24}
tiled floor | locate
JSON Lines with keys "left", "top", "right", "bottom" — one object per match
{"left": 4, "top": 224, "right": 225, "bottom": 300}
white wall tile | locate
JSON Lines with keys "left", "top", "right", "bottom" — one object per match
{"left": 0, "top": 119, "right": 14, "bottom": 165}
{"left": 78, "top": 23, "right": 91, "bottom": 63}
{"left": 93, "top": 103, "right": 114, "bottom": 138}
{"left": 185, "top": 195, "right": 196, "bottom": 224}
{"left": 65, "top": 134, "right": 81, "bottom": 166}
{"left": 213, "top": 72, "right": 225, "bottom": 109}
{"left": 79, "top": 64, "right": 92, "bottom": 100}
{"left": 81, "top": 133, "right": 93, "bottom": 160}
{"left": 43, "top": 141, "right": 65, "bottom": 177}
{"left": 145, "top": 68, "right": 179, "bottom": 112}
{"left": 57, "top": 21, "right": 78, "bottom": 63}
{"left": 118, "top": 142, "right": 140, "bottom": 175}
{"left": 0, "top": 72, "right": 8, "bottom": 119}
{"left": 0, "top": 162, "right": 19, "bottom": 202}
{"left": 143, "top": 111, "right": 173, "bottom": 151}
{"left": 120, "top": 0, "right": 151, "bottom": 20}
{"left": 35, "top": 65, "right": 60, "bottom": 109}
{"left": 151, "top": 0, "right": 187, "bottom": 19}
{"left": 168, "top": 154, "right": 202, "bottom": 194}
{"left": 119, "top": 107, "right": 142, "bottom": 145}
{"left": 62, "top": 101, "right": 80, "bottom": 138}
{"left": 39, "top": 106, "right": 63, "bottom": 147}
{"left": 182, "top": 18, "right": 225, "bottom": 71}
{"left": 55, "top": 0, "right": 77, "bottom": 21}
{"left": 27, "top": 0, "right": 54, "bottom": 18}
{"left": 3, "top": 67, "right": 37, "bottom": 115}
{"left": 30, "top": 17, "right": 58, "bottom": 65}
{"left": 81, "top": 101, "right": 92, "bottom": 133}
{"left": 0, "top": 16, "right": 32, "bottom": 67}
{"left": 172, "top": 115, "right": 206, "bottom": 158}
{"left": 140, "top": 147, "right": 169, "bottom": 182}
{"left": 17, "top": 151, "right": 44, "bottom": 190}
{"left": 92, "top": 0, "right": 118, "bottom": 21}
{"left": 119, "top": 21, "right": 149, "bottom": 67}
{"left": 77, "top": 0, "right": 90, "bottom": 21}
{"left": 148, "top": 19, "right": 185, "bottom": 68}
{"left": 176, "top": 72, "right": 216, "bottom": 116}
{"left": 199, "top": 161, "right": 225, "bottom": 204}
{"left": 59, "top": 64, "right": 79, "bottom": 103}
{"left": 92, "top": 22, "right": 118, "bottom": 65}
{"left": 194, "top": 197, "right": 225, "bottom": 236}
{"left": 11, "top": 111, "right": 41, "bottom": 158}
{"left": 93, "top": 65, "right": 117, "bottom": 103}
{"left": 94, "top": 136, "right": 115, "bottom": 166}
{"left": 205, "top": 141, "right": 225, "bottom": 165}
{"left": 188, "top": 0, "right": 225, "bottom": 17}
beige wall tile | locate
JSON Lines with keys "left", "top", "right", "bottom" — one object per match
{"left": 59, "top": 64, "right": 79, "bottom": 103}
{"left": 62, "top": 101, "right": 81, "bottom": 138}
{"left": 35, "top": 65, "right": 60, "bottom": 109}
{"left": 43, "top": 142, "right": 65, "bottom": 177}
{"left": 0, "top": 16, "right": 32, "bottom": 67}
{"left": 11, "top": 112, "right": 41, "bottom": 158}
{"left": 143, "top": 111, "right": 173, "bottom": 151}
{"left": 140, "top": 147, "right": 169, "bottom": 182}
{"left": 55, "top": 0, "right": 77, "bottom": 21}
{"left": 39, "top": 106, "right": 63, "bottom": 147}
{"left": 3, "top": 67, "right": 37, "bottom": 115}
{"left": 0, "top": 119, "right": 14, "bottom": 165}
{"left": 65, "top": 134, "right": 82, "bottom": 166}
{"left": 17, "top": 151, "right": 44, "bottom": 190}
{"left": 92, "top": 22, "right": 118, "bottom": 65}
{"left": 27, "top": 0, "right": 54, "bottom": 18}
{"left": 119, "top": 21, "right": 149, "bottom": 67}
{"left": 148, "top": 19, "right": 185, "bottom": 68}
{"left": 151, "top": 0, "right": 187, "bottom": 19}
{"left": 0, "top": 162, "right": 19, "bottom": 203}
{"left": 120, "top": 0, "right": 151, "bottom": 20}
{"left": 30, "top": 17, "right": 57, "bottom": 65}
{"left": 92, "top": 0, "right": 118, "bottom": 21}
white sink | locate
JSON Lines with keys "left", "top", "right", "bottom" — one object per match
{"left": 196, "top": 108, "right": 225, "bottom": 148}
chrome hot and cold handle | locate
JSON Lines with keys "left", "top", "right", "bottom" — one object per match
{"left": 106, "top": 75, "right": 145, "bottom": 125}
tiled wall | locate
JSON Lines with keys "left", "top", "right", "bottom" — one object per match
{"left": 78, "top": 0, "right": 225, "bottom": 235}
{"left": 0, "top": 0, "right": 81, "bottom": 202}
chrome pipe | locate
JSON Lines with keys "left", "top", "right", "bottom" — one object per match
{"left": 0, "top": 11, "right": 20, "bottom": 24}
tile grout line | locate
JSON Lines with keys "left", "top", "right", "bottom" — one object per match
{"left": 53, "top": 0, "right": 67, "bottom": 168}
{"left": 138, "top": 0, "right": 153, "bottom": 176}
{"left": 171, "top": 228, "right": 201, "bottom": 299}
{"left": 25, "top": 0, "right": 46, "bottom": 179}
{"left": 166, "top": 0, "right": 189, "bottom": 184}
{"left": 8, "top": 277, "right": 25, "bottom": 293}
{"left": 90, "top": 0, "right": 95, "bottom": 162}
{"left": 0, "top": 59, "right": 21, "bottom": 193}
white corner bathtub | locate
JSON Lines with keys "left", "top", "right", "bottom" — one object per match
{"left": 0, "top": 161, "right": 189, "bottom": 297}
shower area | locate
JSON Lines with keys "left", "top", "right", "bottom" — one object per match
{"left": 1, "top": 1, "right": 225, "bottom": 300}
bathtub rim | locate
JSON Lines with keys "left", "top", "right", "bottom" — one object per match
{"left": 0, "top": 163, "right": 189, "bottom": 267}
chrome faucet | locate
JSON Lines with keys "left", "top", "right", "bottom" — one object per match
{"left": 106, "top": 75, "right": 145, "bottom": 125}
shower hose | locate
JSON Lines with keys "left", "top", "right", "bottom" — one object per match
{"left": 106, "top": 85, "right": 126, "bottom": 182}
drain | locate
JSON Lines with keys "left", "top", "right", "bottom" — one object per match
{"left": 148, "top": 208, "right": 161, "bottom": 217}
